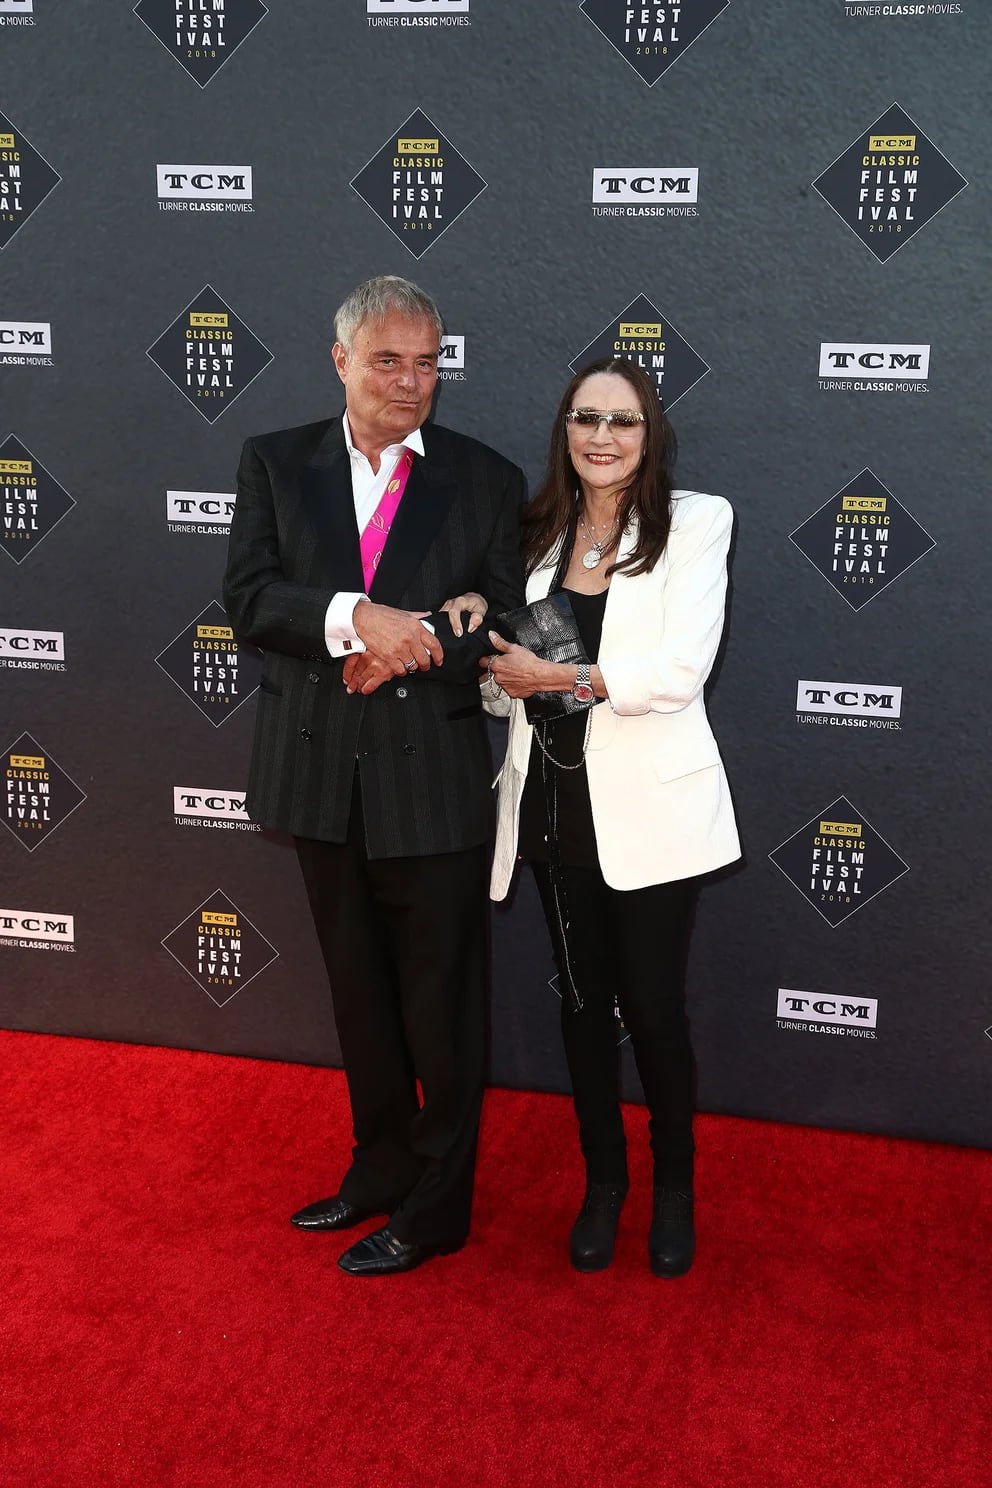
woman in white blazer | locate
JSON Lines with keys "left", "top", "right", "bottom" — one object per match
{"left": 476, "top": 358, "right": 740, "bottom": 1278}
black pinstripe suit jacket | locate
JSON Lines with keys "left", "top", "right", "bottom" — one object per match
{"left": 223, "top": 415, "right": 526, "bottom": 857}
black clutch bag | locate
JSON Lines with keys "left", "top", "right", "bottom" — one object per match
{"left": 493, "top": 592, "right": 601, "bottom": 723}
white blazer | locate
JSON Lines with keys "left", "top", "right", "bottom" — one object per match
{"left": 489, "top": 489, "right": 741, "bottom": 898}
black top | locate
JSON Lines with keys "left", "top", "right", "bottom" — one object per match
{"left": 517, "top": 587, "right": 608, "bottom": 869}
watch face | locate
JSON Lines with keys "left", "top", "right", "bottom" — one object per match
{"left": 573, "top": 684, "right": 594, "bottom": 703}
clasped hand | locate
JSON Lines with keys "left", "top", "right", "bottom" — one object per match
{"left": 342, "top": 592, "right": 489, "bottom": 696}
{"left": 342, "top": 601, "right": 441, "bottom": 696}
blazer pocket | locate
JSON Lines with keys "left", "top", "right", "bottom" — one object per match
{"left": 653, "top": 739, "right": 722, "bottom": 785}
{"left": 258, "top": 678, "right": 283, "bottom": 698}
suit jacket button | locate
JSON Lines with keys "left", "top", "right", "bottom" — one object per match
{"left": 396, "top": 686, "right": 408, "bottom": 699}
{"left": 308, "top": 672, "right": 320, "bottom": 683}
{"left": 300, "top": 728, "right": 312, "bottom": 741}
{"left": 403, "top": 744, "right": 416, "bottom": 755}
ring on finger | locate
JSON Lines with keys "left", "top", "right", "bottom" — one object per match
{"left": 404, "top": 659, "right": 418, "bottom": 672}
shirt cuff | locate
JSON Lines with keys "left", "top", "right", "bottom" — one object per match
{"left": 324, "top": 592, "right": 368, "bottom": 658}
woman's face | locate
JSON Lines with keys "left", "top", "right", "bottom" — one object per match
{"left": 565, "top": 372, "right": 647, "bottom": 506}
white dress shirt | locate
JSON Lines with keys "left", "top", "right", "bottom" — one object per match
{"left": 322, "top": 413, "right": 427, "bottom": 657}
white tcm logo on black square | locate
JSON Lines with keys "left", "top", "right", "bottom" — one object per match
{"left": 570, "top": 295, "right": 709, "bottom": 410}
{"left": 0, "top": 111, "right": 60, "bottom": 250}
{"left": 156, "top": 600, "right": 261, "bottom": 725}
{"left": 147, "top": 286, "right": 272, "bottom": 424}
{"left": 134, "top": 0, "right": 268, "bottom": 87}
{"left": 580, "top": 0, "right": 731, "bottom": 86}
{"left": 790, "top": 468, "right": 935, "bottom": 612}
{"left": 812, "top": 102, "right": 967, "bottom": 264}
{"left": 351, "top": 108, "right": 486, "bottom": 259}
{"left": 2, "top": 731, "right": 86, "bottom": 852}
{"left": 769, "top": 796, "right": 908, "bottom": 928}
{"left": 162, "top": 890, "right": 278, "bottom": 1007}
{"left": 1, "top": 434, "right": 75, "bottom": 565}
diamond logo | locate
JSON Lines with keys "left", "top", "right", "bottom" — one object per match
{"left": 1, "top": 434, "right": 75, "bottom": 565}
{"left": 162, "top": 889, "right": 278, "bottom": 1006}
{"left": 790, "top": 468, "right": 935, "bottom": 612}
{"left": 0, "top": 111, "right": 60, "bottom": 250}
{"left": 134, "top": 0, "right": 268, "bottom": 87}
{"left": 570, "top": 294, "right": 709, "bottom": 410}
{"left": 2, "top": 731, "right": 86, "bottom": 852}
{"left": 156, "top": 600, "right": 261, "bottom": 726}
{"left": 769, "top": 796, "right": 908, "bottom": 928}
{"left": 812, "top": 102, "right": 967, "bottom": 264}
{"left": 351, "top": 108, "right": 487, "bottom": 258}
{"left": 580, "top": 0, "right": 731, "bottom": 86}
{"left": 146, "top": 285, "right": 272, "bottom": 424}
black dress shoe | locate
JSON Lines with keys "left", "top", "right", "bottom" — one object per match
{"left": 290, "top": 1195, "right": 383, "bottom": 1231}
{"left": 649, "top": 1187, "right": 695, "bottom": 1277}
{"left": 569, "top": 1181, "right": 628, "bottom": 1272}
{"left": 337, "top": 1226, "right": 464, "bottom": 1276}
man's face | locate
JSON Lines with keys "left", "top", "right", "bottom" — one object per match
{"left": 332, "top": 311, "right": 439, "bottom": 448}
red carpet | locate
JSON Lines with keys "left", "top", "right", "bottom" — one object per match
{"left": 1, "top": 1030, "right": 989, "bottom": 1488}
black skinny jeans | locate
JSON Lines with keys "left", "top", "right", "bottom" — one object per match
{"left": 533, "top": 862, "right": 696, "bottom": 1190}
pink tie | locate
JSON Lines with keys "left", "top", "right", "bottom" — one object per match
{"left": 359, "top": 448, "right": 415, "bottom": 592}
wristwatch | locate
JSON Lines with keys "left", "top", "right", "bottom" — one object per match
{"left": 572, "top": 663, "right": 594, "bottom": 704}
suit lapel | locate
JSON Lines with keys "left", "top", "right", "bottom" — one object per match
{"left": 299, "top": 420, "right": 365, "bottom": 592}
{"left": 368, "top": 424, "right": 457, "bottom": 604}
{"left": 599, "top": 521, "right": 640, "bottom": 658}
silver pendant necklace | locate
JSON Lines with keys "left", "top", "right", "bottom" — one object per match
{"left": 578, "top": 509, "right": 617, "bottom": 570}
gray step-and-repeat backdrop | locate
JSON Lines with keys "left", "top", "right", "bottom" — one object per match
{"left": 3, "top": 0, "right": 989, "bottom": 1149}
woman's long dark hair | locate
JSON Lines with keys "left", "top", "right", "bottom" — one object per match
{"left": 521, "top": 357, "right": 677, "bottom": 579}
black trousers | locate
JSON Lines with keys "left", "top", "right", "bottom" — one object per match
{"left": 533, "top": 862, "right": 696, "bottom": 1189}
{"left": 295, "top": 778, "right": 488, "bottom": 1248}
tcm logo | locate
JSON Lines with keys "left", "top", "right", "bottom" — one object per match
{"left": 778, "top": 989, "right": 878, "bottom": 1029}
{"left": 619, "top": 321, "right": 662, "bottom": 339}
{"left": 0, "top": 628, "right": 64, "bottom": 659}
{"left": 0, "top": 909, "right": 73, "bottom": 942}
{"left": 796, "top": 680, "right": 902, "bottom": 718}
{"left": 368, "top": 1, "right": 470, "bottom": 9}
{"left": 156, "top": 166, "right": 253, "bottom": 201}
{"left": 166, "top": 490, "right": 235, "bottom": 526}
{"left": 439, "top": 335, "right": 464, "bottom": 369}
{"left": 0, "top": 321, "right": 52, "bottom": 354}
{"left": 593, "top": 169, "right": 699, "bottom": 204}
{"left": 0, "top": 1, "right": 35, "bottom": 14}
{"left": 868, "top": 133, "right": 916, "bottom": 153}
{"left": 173, "top": 788, "right": 248, "bottom": 822}
{"left": 819, "top": 343, "right": 930, "bottom": 379}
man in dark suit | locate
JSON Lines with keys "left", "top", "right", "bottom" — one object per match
{"left": 223, "top": 276, "right": 525, "bottom": 1275}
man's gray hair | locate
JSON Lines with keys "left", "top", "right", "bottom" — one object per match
{"left": 334, "top": 275, "right": 444, "bottom": 351}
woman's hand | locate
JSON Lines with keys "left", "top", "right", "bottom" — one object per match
{"left": 482, "top": 631, "right": 572, "bottom": 699}
{"left": 439, "top": 591, "right": 487, "bottom": 638}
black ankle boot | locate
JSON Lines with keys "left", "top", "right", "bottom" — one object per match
{"left": 648, "top": 1186, "right": 695, "bottom": 1277}
{"left": 569, "top": 1181, "right": 628, "bottom": 1272}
